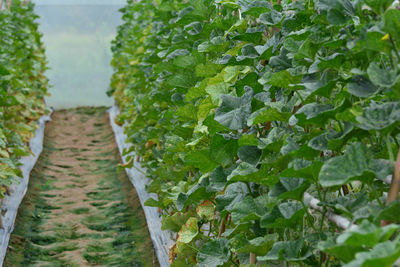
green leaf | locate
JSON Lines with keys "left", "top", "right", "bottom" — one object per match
{"left": 215, "top": 182, "right": 248, "bottom": 212}
{"left": 258, "top": 70, "right": 302, "bottom": 88}
{"left": 238, "top": 0, "right": 272, "bottom": 16}
{"left": 195, "top": 63, "right": 222, "bottom": 78}
{"left": 260, "top": 201, "right": 305, "bottom": 228}
{"left": 319, "top": 142, "right": 374, "bottom": 187}
{"left": 208, "top": 166, "right": 228, "bottom": 192}
{"left": 176, "top": 103, "right": 197, "bottom": 121}
{"left": 367, "top": 62, "right": 397, "bottom": 88}
{"left": 231, "top": 234, "right": 278, "bottom": 255}
{"left": 173, "top": 55, "right": 196, "bottom": 69}
{"left": 162, "top": 212, "right": 194, "bottom": 232}
{"left": 377, "top": 201, "right": 400, "bottom": 223}
{"left": 205, "top": 82, "right": 230, "bottom": 105}
{"left": 269, "top": 178, "right": 309, "bottom": 201}
{"left": 366, "top": 0, "right": 394, "bottom": 14}
{"left": 327, "top": 9, "right": 348, "bottom": 25}
{"left": 384, "top": 8, "right": 400, "bottom": 41}
{"left": 177, "top": 217, "right": 199, "bottom": 243}
{"left": 247, "top": 106, "right": 291, "bottom": 125}
{"left": 241, "top": 44, "right": 259, "bottom": 58}
{"left": 294, "top": 100, "right": 349, "bottom": 127}
{"left": 356, "top": 102, "right": 400, "bottom": 131}
{"left": 259, "top": 10, "right": 283, "bottom": 26}
{"left": 210, "top": 134, "right": 238, "bottom": 166}
{"left": 308, "top": 134, "right": 328, "bottom": 151}
{"left": 238, "top": 134, "right": 258, "bottom": 147}
{"left": 185, "top": 150, "right": 218, "bottom": 173}
{"left": 347, "top": 75, "right": 378, "bottom": 98}
{"left": 258, "top": 239, "right": 311, "bottom": 261}
{"left": 197, "top": 238, "right": 231, "bottom": 267}
{"left": 231, "top": 195, "right": 267, "bottom": 224}
{"left": 227, "top": 162, "right": 261, "bottom": 183}
{"left": 167, "top": 73, "right": 196, "bottom": 88}
{"left": 280, "top": 160, "right": 323, "bottom": 182}
{"left": 238, "top": 146, "right": 262, "bottom": 165}
{"left": 337, "top": 221, "right": 398, "bottom": 248}
{"left": 214, "top": 87, "right": 253, "bottom": 130}
{"left": 343, "top": 241, "right": 400, "bottom": 267}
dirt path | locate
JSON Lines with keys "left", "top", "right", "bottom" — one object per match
{"left": 5, "top": 107, "right": 158, "bottom": 267}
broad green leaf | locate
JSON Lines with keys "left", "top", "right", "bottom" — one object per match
{"left": 162, "top": 212, "right": 195, "bottom": 232}
{"left": 214, "top": 87, "right": 253, "bottom": 130}
{"left": 241, "top": 44, "right": 259, "bottom": 58}
{"left": 327, "top": 9, "right": 348, "bottom": 25}
{"left": 260, "top": 201, "right": 304, "bottom": 228}
{"left": 195, "top": 63, "right": 222, "bottom": 77}
{"left": 205, "top": 82, "right": 230, "bottom": 104}
{"left": 185, "top": 150, "right": 218, "bottom": 173}
{"left": 238, "top": 134, "right": 258, "bottom": 147}
{"left": 258, "top": 239, "right": 312, "bottom": 261}
{"left": 238, "top": 0, "right": 272, "bottom": 16}
{"left": 343, "top": 241, "right": 400, "bottom": 267}
{"left": 231, "top": 195, "right": 267, "bottom": 223}
{"left": 231, "top": 234, "right": 277, "bottom": 255}
{"left": 238, "top": 146, "right": 261, "bottom": 165}
{"left": 258, "top": 70, "right": 302, "bottom": 88}
{"left": 384, "top": 8, "right": 400, "bottom": 41}
{"left": 227, "top": 162, "right": 261, "bottom": 182}
{"left": 319, "top": 142, "right": 374, "bottom": 187}
{"left": 377, "top": 201, "right": 400, "bottom": 223}
{"left": 247, "top": 106, "right": 291, "bottom": 125}
{"left": 259, "top": 10, "right": 283, "bottom": 26}
{"left": 347, "top": 75, "right": 378, "bottom": 97}
{"left": 208, "top": 166, "right": 228, "bottom": 192}
{"left": 167, "top": 73, "right": 196, "bottom": 88}
{"left": 215, "top": 182, "right": 248, "bottom": 212}
{"left": 366, "top": 0, "right": 394, "bottom": 14}
{"left": 197, "top": 238, "right": 231, "bottom": 267}
{"left": 269, "top": 178, "right": 309, "bottom": 201}
{"left": 210, "top": 134, "right": 238, "bottom": 166}
{"left": 367, "top": 62, "right": 397, "bottom": 88}
{"left": 356, "top": 102, "right": 400, "bottom": 131}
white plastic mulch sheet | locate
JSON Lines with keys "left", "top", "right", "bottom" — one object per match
{"left": 0, "top": 113, "right": 52, "bottom": 266}
{"left": 108, "top": 106, "right": 174, "bottom": 267}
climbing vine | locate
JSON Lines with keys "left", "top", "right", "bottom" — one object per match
{"left": 0, "top": 1, "right": 48, "bottom": 196}
{"left": 110, "top": 0, "right": 400, "bottom": 266}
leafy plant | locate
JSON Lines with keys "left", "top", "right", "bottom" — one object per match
{"left": 109, "top": 0, "right": 400, "bottom": 265}
{"left": 0, "top": 1, "right": 48, "bottom": 197}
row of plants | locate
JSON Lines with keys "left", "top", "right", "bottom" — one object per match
{"left": 109, "top": 0, "right": 400, "bottom": 266}
{"left": 0, "top": 1, "right": 48, "bottom": 197}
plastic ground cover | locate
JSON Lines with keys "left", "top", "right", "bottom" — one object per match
{"left": 108, "top": 106, "right": 174, "bottom": 267}
{"left": 0, "top": 112, "right": 52, "bottom": 266}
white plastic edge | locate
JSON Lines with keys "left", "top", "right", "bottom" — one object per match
{"left": 108, "top": 106, "right": 174, "bottom": 267}
{"left": 303, "top": 192, "right": 358, "bottom": 231}
{"left": 0, "top": 111, "right": 52, "bottom": 266}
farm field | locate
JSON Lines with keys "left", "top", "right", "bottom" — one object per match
{"left": 1, "top": 0, "right": 400, "bottom": 266}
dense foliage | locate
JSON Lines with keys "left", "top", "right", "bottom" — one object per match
{"left": 0, "top": 2, "right": 48, "bottom": 196}
{"left": 109, "top": 0, "right": 400, "bottom": 266}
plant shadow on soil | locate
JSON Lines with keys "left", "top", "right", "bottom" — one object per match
{"left": 4, "top": 107, "right": 158, "bottom": 267}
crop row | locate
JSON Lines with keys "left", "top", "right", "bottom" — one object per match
{"left": 0, "top": 1, "right": 48, "bottom": 197}
{"left": 109, "top": 0, "right": 400, "bottom": 266}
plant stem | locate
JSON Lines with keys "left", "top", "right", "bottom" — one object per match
{"left": 386, "top": 134, "right": 395, "bottom": 163}
{"left": 389, "top": 36, "right": 400, "bottom": 62}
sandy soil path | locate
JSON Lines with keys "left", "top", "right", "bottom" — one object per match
{"left": 5, "top": 107, "right": 158, "bottom": 267}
